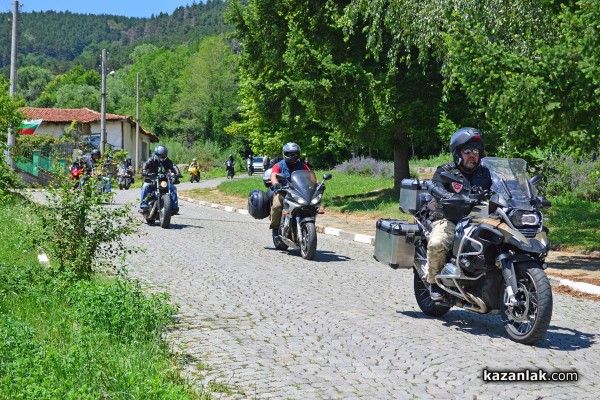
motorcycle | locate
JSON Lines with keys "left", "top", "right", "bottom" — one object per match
{"left": 404, "top": 157, "right": 553, "bottom": 345}
{"left": 69, "top": 164, "right": 85, "bottom": 189}
{"left": 143, "top": 171, "right": 178, "bottom": 229}
{"left": 225, "top": 160, "right": 235, "bottom": 179}
{"left": 188, "top": 165, "right": 200, "bottom": 183}
{"left": 247, "top": 162, "right": 254, "bottom": 176}
{"left": 272, "top": 170, "right": 332, "bottom": 260}
{"left": 117, "top": 167, "right": 134, "bottom": 190}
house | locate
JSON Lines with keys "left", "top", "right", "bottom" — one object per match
{"left": 19, "top": 107, "right": 159, "bottom": 168}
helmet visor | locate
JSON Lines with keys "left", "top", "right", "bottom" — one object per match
{"left": 157, "top": 154, "right": 167, "bottom": 162}
{"left": 284, "top": 151, "right": 300, "bottom": 161}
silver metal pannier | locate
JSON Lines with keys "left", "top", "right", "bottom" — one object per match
{"left": 373, "top": 218, "right": 421, "bottom": 269}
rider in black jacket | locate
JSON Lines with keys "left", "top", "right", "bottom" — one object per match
{"left": 426, "top": 128, "right": 493, "bottom": 300}
{"left": 139, "top": 145, "right": 182, "bottom": 215}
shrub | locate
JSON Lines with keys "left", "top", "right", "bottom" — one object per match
{"left": 333, "top": 156, "right": 395, "bottom": 179}
{"left": 538, "top": 153, "right": 600, "bottom": 201}
{"left": 34, "top": 176, "right": 140, "bottom": 278}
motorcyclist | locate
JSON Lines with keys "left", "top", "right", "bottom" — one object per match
{"left": 85, "top": 148, "right": 102, "bottom": 175}
{"left": 189, "top": 158, "right": 199, "bottom": 169}
{"left": 426, "top": 127, "right": 493, "bottom": 300}
{"left": 268, "top": 142, "right": 311, "bottom": 235}
{"left": 224, "top": 154, "right": 235, "bottom": 176}
{"left": 139, "top": 145, "right": 182, "bottom": 215}
{"left": 118, "top": 157, "right": 134, "bottom": 185}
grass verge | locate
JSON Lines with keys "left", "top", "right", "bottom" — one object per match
{"left": 0, "top": 199, "right": 208, "bottom": 399}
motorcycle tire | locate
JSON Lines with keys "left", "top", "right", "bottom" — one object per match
{"left": 300, "top": 222, "right": 317, "bottom": 260}
{"left": 159, "top": 194, "right": 172, "bottom": 229}
{"left": 413, "top": 270, "right": 451, "bottom": 317}
{"left": 190, "top": 176, "right": 194, "bottom": 183}
{"left": 501, "top": 262, "right": 553, "bottom": 345}
{"left": 119, "top": 182, "right": 124, "bottom": 190}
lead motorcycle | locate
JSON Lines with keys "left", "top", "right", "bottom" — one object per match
{"left": 273, "top": 170, "right": 332, "bottom": 260}
{"left": 143, "top": 171, "right": 178, "bottom": 229}
{"left": 405, "top": 157, "right": 553, "bottom": 345}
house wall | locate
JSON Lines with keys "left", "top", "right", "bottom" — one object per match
{"left": 30, "top": 119, "right": 154, "bottom": 163}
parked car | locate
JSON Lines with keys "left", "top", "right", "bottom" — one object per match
{"left": 252, "top": 156, "right": 264, "bottom": 172}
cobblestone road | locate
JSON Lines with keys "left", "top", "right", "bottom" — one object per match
{"left": 112, "top": 180, "right": 600, "bottom": 399}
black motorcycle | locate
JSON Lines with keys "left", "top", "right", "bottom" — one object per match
{"left": 225, "top": 160, "right": 235, "bottom": 179}
{"left": 144, "top": 171, "right": 177, "bottom": 229}
{"left": 404, "top": 157, "right": 553, "bottom": 345}
{"left": 273, "top": 170, "right": 332, "bottom": 260}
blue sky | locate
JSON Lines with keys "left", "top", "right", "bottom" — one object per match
{"left": 1, "top": 1, "right": 198, "bottom": 18}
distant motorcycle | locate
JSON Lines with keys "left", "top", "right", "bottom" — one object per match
{"left": 405, "top": 157, "right": 553, "bottom": 345}
{"left": 188, "top": 165, "right": 200, "bottom": 183}
{"left": 144, "top": 171, "right": 177, "bottom": 229}
{"left": 117, "top": 167, "right": 134, "bottom": 190}
{"left": 272, "top": 170, "right": 332, "bottom": 260}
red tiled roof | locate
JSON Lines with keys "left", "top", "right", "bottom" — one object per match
{"left": 21, "top": 107, "right": 125, "bottom": 123}
{"left": 20, "top": 107, "right": 159, "bottom": 142}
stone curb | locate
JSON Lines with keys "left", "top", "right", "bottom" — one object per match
{"left": 182, "top": 196, "right": 600, "bottom": 297}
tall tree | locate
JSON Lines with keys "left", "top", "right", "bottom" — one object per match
{"left": 178, "top": 35, "right": 239, "bottom": 147}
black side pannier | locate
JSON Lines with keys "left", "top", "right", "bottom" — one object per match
{"left": 247, "top": 189, "right": 270, "bottom": 219}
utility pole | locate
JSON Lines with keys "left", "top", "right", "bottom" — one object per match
{"left": 7, "top": 1, "right": 19, "bottom": 169}
{"left": 135, "top": 72, "right": 140, "bottom": 171}
{"left": 100, "top": 48, "right": 107, "bottom": 154}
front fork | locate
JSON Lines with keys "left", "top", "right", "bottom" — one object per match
{"left": 498, "top": 253, "right": 519, "bottom": 306}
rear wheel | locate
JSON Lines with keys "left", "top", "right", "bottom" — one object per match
{"left": 159, "top": 194, "right": 172, "bottom": 229}
{"left": 502, "top": 262, "right": 553, "bottom": 345}
{"left": 413, "top": 270, "right": 451, "bottom": 317}
{"left": 300, "top": 222, "right": 317, "bottom": 260}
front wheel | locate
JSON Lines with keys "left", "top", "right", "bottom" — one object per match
{"left": 300, "top": 222, "right": 317, "bottom": 260}
{"left": 413, "top": 270, "right": 451, "bottom": 317}
{"left": 502, "top": 262, "right": 553, "bottom": 345}
{"left": 273, "top": 229, "right": 288, "bottom": 250}
{"left": 159, "top": 193, "right": 172, "bottom": 229}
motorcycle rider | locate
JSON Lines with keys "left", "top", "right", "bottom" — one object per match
{"left": 426, "top": 127, "right": 492, "bottom": 300}
{"left": 189, "top": 158, "right": 199, "bottom": 169}
{"left": 139, "top": 145, "right": 182, "bottom": 215}
{"left": 269, "top": 142, "right": 311, "bottom": 235}
{"left": 224, "top": 154, "right": 235, "bottom": 176}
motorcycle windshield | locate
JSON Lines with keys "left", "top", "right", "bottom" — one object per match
{"left": 289, "top": 170, "right": 318, "bottom": 200}
{"left": 481, "top": 157, "right": 537, "bottom": 208}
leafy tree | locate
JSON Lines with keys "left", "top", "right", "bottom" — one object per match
{"left": 178, "top": 35, "right": 239, "bottom": 147}
{"left": 0, "top": 77, "right": 24, "bottom": 143}
{"left": 16, "top": 66, "right": 54, "bottom": 105}
{"left": 35, "top": 65, "right": 101, "bottom": 108}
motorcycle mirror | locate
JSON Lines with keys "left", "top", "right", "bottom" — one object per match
{"left": 537, "top": 196, "right": 552, "bottom": 208}
{"left": 529, "top": 175, "right": 543, "bottom": 187}
{"left": 275, "top": 173, "right": 286, "bottom": 183}
{"left": 323, "top": 174, "right": 332, "bottom": 181}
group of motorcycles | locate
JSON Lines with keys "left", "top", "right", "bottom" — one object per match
{"left": 252, "top": 156, "right": 553, "bottom": 345}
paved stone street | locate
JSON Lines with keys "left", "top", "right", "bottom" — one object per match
{"left": 108, "top": 180, "right": 600, "bottom": 399}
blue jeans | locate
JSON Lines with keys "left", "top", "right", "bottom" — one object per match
{"left": 140, "top": 182, "right": 178, "bottom": 209}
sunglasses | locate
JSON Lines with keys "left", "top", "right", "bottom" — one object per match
{"left": 462, "top": 148, "right": 481, "bottom": 155}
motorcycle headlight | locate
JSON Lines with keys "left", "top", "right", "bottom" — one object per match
{"left": 290, "top": 193, "right": 307, "bottom": 205}
{"left": 311, "top": 193, "right": 323, "bottom": 205}
{"left": 160, "top": 181, "right": 168, "bottom": 189}
{"left": 510, "top": 210, "right": 540, "bottom": 227}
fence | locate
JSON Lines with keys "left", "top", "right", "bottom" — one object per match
{"left": 15, "top": 151, "right": 68, "bottom": 177}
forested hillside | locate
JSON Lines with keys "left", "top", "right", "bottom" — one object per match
{"left": 0, "top": 0, "right": 231, "bottom": 73}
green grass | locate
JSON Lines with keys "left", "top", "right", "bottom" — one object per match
{"left": 544, "top": 195, "right": 600, "bottom": 252}
{"left": 0, "top": 199, "right": 209, "bottom": 399}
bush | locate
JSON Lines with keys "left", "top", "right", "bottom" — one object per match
{"left": 333, "top": 156, "right": 395, "bottom": 179}
{"left": 539, "top": 153, "right": 600, "bottom": 201}
{"left": 34, "top": 176, "right": 140, "bottom": 278}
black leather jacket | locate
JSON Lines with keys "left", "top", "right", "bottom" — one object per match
{"left": 141, "top": 156, "right": 181, "bottom": 182}
{"left": 429, "top": 161, "right": 492, "bottom": 220}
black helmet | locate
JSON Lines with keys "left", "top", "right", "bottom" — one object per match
{"left": 282, "top": 142, "right": 301, "bottom": 164}
{"left": 124, "top": 157, "right": 132, "bottom": 164}
{"left": 154, "top": 145, "right": 168, "bottom": 162}
{"left": 449, "top": 127, "right": 485, "bottom": 166}
{"left": 247, "top": 189, "right": 270, "bottom": 219}
{"left": 91, "top": 149, "right": 101, "bottom": 159}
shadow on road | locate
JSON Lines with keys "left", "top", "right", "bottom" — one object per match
{"left": 398, "top": 309, "right": 596, "bottom": 350}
